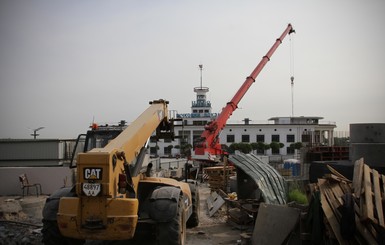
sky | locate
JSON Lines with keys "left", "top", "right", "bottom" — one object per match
{"left": 0, "top": 0, "right": 384, "bottom": 139}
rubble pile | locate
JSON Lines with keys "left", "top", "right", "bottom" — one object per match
{"left": 307, "top": 158, "right": 385, "bottom": 244}
{"left": 0, "top": 197, "right": 43, "bottom": 245}
{"left": 0, "top": 220, "right": 42, "bottom": 245}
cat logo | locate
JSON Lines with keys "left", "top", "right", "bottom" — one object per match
{"left": 84, "top": 168, "right": 102, "bottom": 180}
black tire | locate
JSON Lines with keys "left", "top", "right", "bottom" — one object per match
{"left": 186, "top": 182, "right": 200, "bottom": 228}
{"left": 42, "top": 219, "right": 85, "bottom": 245}
{"left": 156, "top": 196, "right": 186, "bottom": 245}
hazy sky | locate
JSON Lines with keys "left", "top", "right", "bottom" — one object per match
{"left": 1, "top": 0, "right": 384, "bottom": 139}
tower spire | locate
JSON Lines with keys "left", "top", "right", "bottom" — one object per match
{"left": 199, "top": 64, "right": 203, "bottom": 88}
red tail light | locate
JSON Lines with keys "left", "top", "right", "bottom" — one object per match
{"left": 118, "top": 174, "right": 127, "bottom": 194}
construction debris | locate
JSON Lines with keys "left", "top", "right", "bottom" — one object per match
{"left": 203, "top": 166, "right": 234, "bottom": 192}
{"left": 306, "top": 158, "right": 385, "bottom": 244}
{"left": 251, "top": 203, "right": 300, "bottom": 245}
{"left": 229, "top": 153, "right": 287, "bottom": 205}
{"left": 206, "top": 191, "right": 225, "bottom": 217}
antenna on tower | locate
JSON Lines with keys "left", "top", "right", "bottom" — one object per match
{"left": 199, "top": 64, "right": 203, "bottom": 88}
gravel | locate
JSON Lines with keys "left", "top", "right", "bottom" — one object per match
{"left": 0, "top": 215, "right": 43, "bottom": 244}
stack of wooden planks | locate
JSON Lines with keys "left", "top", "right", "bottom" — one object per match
{"left": 311, "top": 158, "right": 384, "bottom": 244}
{"left": 203, "top": 166, "right": 234, "bottom": 192}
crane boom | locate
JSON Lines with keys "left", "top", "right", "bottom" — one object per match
{"left": 193, "top": 24, "right": 295, "bottom": 161}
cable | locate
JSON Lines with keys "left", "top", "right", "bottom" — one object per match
{"left": 290, "top": 34, "right": 295, "bottom": 117}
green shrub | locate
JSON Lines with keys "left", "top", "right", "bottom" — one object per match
{"left": 288, "top": 188, "right": 308, "bottom": 204}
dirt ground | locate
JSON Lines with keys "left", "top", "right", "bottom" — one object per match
{"left": 186, "top": 183, "right": 244, "bottom": 245}
{"left": 0, "top": 183, "right": 245, "bottom": 245}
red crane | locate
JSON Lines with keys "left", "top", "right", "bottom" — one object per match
{"left": 193, "top": 24, "right": 295, "bottom": 162}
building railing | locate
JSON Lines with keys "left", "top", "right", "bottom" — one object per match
{"left": 191, "top": 101, "right": 211, "bottom": 107}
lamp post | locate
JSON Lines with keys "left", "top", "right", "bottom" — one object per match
{"left": 31, "top": 127, "right": 45, "bottom": 139}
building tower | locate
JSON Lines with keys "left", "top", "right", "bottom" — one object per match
{"left": 191, "top": 64, "right": 212, "bottom": 120}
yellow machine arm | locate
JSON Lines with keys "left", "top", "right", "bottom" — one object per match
{"left": 76, "top": 99, "right": 172, "bottom": 197}
{"left": 58, "top": 99, "right": 176, "bottom": 240}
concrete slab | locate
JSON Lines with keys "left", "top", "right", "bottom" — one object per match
{"left": 251, "top": 203, "right": 300, "bottom": 245}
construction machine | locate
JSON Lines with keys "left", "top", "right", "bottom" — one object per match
{"left": 192, "top": 24, "right": 295, "bottom": 162}
{"left": 42, "top": 99, "right": 199, "bottom": 245}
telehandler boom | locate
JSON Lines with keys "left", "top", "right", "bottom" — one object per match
{"left": 42, "top": 99, "right": 199, "bottom": 245}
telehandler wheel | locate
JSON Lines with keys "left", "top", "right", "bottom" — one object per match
{"left": 186, "top": 182, "right": 200, "bottom": 228}
{"left": 42, "top": 219, "right": 84, "bottom": 245}
{"left": 156, "top": 195, "right": 186, "bottom": 245}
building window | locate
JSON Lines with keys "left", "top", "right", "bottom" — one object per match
{"left": 272, "top": 135, "right": 280, "bottom": 142}
{"left": 272, "top": 148, "right": 280, "bottom": 155}
{"left": 150, "top": 136, "right": 157, "bottom": 143}
{"left": 150, "top": 147, "right": 157, "bottom": 155}
{"left": 287, "top": 147, "right": 295, "bottom": 154}
{"left": 242, "top": 135, "right": 250, "bottom": 143}
{"left": 193, "top": 121, "right": 207, "bottom": 126}
{"left": 286, "top": 134, "right": 295, "bottom": 143}
{"left": 227, "top": 134, "right": 235, "bottom": 143}
{"left": 164, "top": 146, "right": 171, "bottom": 155}
{"left": 178, "top": 130, "right": 190, "bottom": 145}
{"left": 257, "top": 148, "right": 264, "bottom": 154}
{"left": 256, "top": 135, "right": 265, "bottom": 142}
{"left": 302, "top": 134, "right": 311, "bottom": 143}
{"left": 192, "top": 135, "right": 201, "bottom": 144}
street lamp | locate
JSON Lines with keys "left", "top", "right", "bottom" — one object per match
{"left": 31, "top": 127, "right": 45, "bottom": 139}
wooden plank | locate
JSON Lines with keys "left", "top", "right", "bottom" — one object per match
{"left": 325, "top": 173, "right": 350, "bottom": 184}
{"left": 363, "top": 164, "right": 374, "bottom": 222}
{"left": 327, "top": 165, "right": 351, "bottom": 182}
{"left": 354, "top": 215, "right": 378, "bottom": 245}
{"left": 382, "top": 174, "right": 385, "bottom": 201}
{"left": 353, "top": 158, "right": 364, "bottom": 198}
{"left": 331, "top": 183, "right": 345, "bottom": 207}
{"left": 372, "top": 169, "right": 384, "bottom": 227}
{"left": 324, "top": 187, "right": 342, "bottom": 220}
{"left": 318, "top": 179, "right": 348, "bottom": 245}
{"left": 338, "top": 182, "right": 351, "bottom": 196}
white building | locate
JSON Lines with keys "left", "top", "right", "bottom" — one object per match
{"left": 149, "top": 70, "right": 336, "bottom": 158}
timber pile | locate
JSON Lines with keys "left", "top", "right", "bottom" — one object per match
{"left": 309, "top": 158, "right": 384, "bottom": 244}
{"left": 203, "top": 166, "right": 234, "bottom": 192}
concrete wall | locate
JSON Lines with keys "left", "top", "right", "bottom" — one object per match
{"left": 350, "top": 123, "right": 385, "bottom": 167}
{"left": 0, "top": 167, "right": 74, "bottom": 196}
{"left": 0, "top": 139, "right": 76, "bottom": 167}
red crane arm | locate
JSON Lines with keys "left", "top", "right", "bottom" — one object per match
{"left": 194, "top": 24, "right": 295, "bottom": 161}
